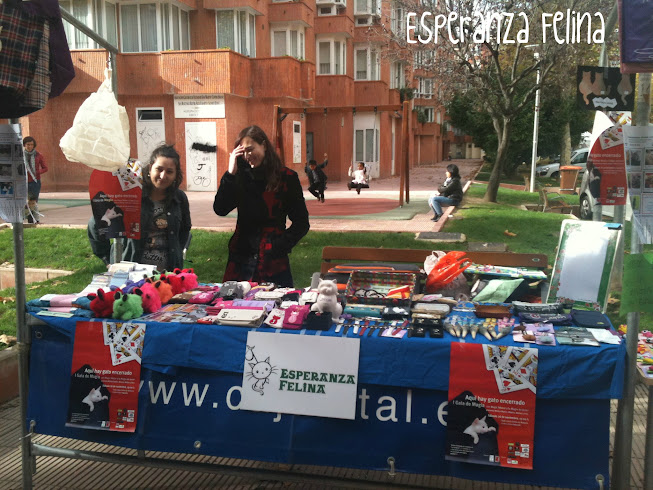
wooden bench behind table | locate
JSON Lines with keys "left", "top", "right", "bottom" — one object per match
{"left": 320, "top": 246, "right": 548, "bottom": 276}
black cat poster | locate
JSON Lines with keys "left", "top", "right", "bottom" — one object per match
{"left": 445, "top": 343, "right": 537, "bottom": 469}
{"left": 66, "top": 321, "right": 143, "bottom": 432}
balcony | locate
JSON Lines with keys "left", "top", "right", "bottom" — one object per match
{"left": 269, "top": 1, "right": 314, "bottom": 25}
{"left": 314, "top": 75, "right": 354, "bottom": 106}
{"left": 317, "top": 0, "right": 346, "bottom": 6}
{"left": 314, "top": 14, "right": 354, "bottom": 36}
{"left": 63, "top": 50, "right": 110, "bottom": 93}
{"left": 250, "top": 57, "right": 305, "bottom": 99}
{"left": 203, "top": 0, "right": 262, "bottom": 13}
{"left": 354, "top": 80, "right": 388, "bottom": 106}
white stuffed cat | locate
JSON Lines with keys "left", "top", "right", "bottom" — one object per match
{"left": 310, "top": 279, "right": 343, "bottom": 318}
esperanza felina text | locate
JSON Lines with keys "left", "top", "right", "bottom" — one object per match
{"left": 406, "top": 10, "right": 605, "bottom": 45}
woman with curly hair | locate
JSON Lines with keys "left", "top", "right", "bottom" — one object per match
{"left": 88, "top": 144, "right": 191, "bottom": 271}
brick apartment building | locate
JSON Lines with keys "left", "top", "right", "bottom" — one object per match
{"left": 17, "top": 0, "right": 478, "bottom": 192}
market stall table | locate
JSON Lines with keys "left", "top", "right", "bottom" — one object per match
{"left": 26, "top": 314, "right": 625, "bottom": 489}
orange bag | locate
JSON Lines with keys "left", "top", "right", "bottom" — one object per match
{"left": 425, "top": 251, "right": 471, "bottom": 293}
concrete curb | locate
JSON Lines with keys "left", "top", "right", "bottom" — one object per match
{"left": 0, "top": 347, "right": 18, "bottom": 404}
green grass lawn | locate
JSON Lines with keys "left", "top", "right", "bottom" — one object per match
{"left": 0, "top": 182, "right": 642, "bottom": 344}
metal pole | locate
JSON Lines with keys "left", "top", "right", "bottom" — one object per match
{"left": 8, "top": 120, "right": 33, "bottom": 488}
{"left": 611, "top": 72, "right": 651, "bottom": 490}
{"left": 600, "top": 1, "right": 624, "bottom": 288}
{"left": 529, "top": 54, "right": 541, "bottom": 194}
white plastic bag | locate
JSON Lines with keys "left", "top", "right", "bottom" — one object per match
{"left": 424, "top": 251, "right": 444, "bottom": 275}
{"left": 59, "top": 72, "right": 130, "bottom": 172}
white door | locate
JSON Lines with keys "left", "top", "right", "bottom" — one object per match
{"left": 135, "top": 108, "right": 165, "bottom": 163}
{"left": 353, "top": 112, "right": 380, "bottom": 178}
{"left": 185, "top": 122, "right": 217, "bottom": 192}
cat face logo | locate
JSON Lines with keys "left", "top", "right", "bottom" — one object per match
{"left": 246, "top": 345, "right": 277, "bottom": 396}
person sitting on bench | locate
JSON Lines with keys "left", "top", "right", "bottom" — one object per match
{"left": 428, "top": 163, "right": 463, "bottom": 222}
{"left": 347, "top": 162, "right": 369, "bottom": 194}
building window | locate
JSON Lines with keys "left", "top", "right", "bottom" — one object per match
{"left": 61, "top": 0, "right": 117, "bottom": 49}
{"left": 216, "top": 9, "right": 256, "bottom": 57}
{"left": 414, "top": 49, "right": 435, "bottom": 69}
{"left": 391, "top": 2, "right": 404, "bottom": 37}
{"left": 420, "top": 107, "right": 434, "bottom": 123}
{"left": 119, "top": 1, "right": 190, "bottom": 53}
{"left": 355, "top": 128, "right": 379, "bottom": 163}
{"left": 390, "top": 61, "right": 405, "bottom": 89}
{"left": 354, "top": 0, "right": 380, "bottom": 16}
{"left": 316, "top": 37, "right": 346, "bottom": 75}
{"left": 271, "top": 25, "right": 305, "bottom": 58}
{"left": 416, "top": 77, "right": 433, "bottom": 98}
{"left": 162, "top": 4, "right": 190, "bottom": 50}
{"left": 354, "top": 46, "right": 379, "bottom": 81}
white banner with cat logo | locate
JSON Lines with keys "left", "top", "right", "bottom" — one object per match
{"left": 240, "top": 332, "right": 360, "bottom": 420}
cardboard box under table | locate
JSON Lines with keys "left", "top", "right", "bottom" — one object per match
{"left": 26, "top": 312, "right": 625, "bottom": 489}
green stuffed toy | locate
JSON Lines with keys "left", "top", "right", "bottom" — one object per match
{"left": 112, "top": 291, "right": 144, "bottom": 320}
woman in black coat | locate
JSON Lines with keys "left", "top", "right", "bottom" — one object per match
{"left": 428, "top": 163, "right": 463, "bottom": 222}
{"left": 214, "top": 125, "right": 310, "bottom": 287}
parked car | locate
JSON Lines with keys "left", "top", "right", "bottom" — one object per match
{"left": 578, "top": 167, "right": 633, "bottom": 221}
{"left": 536, "top": 148, "right": 589, "bottom": 179}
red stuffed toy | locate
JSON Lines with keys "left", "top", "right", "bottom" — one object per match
{"left": 87, "top": 289, "right": 117, "bottom": 318}
{"left": 174, "top": 267, "right": 199, "bottom": 292}
{"left": 161, "top": 273, "right": 184, "bottom": 295}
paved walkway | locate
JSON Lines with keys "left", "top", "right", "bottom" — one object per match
{"left": 34, "top": 160, "right": 483, "bottom": 234}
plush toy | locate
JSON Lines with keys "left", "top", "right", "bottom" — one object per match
{"left": 238, "top": 281, "right": 252, "bottom": 296}
{"left": 161, "top": 273, "right": 184, "bottom": 295}
{"left": 87, "top": 289, "right": 116, "bottom": 318}
{"left": 152, "top": 279, "right": 174, "bottom": 304}
{"left": 174, "top": 268, "right": 199, "bottom": 292}
{"left": 112, "top": 291, "right": 144, "bottom": 320}
{"left": 310, "top": 279, "right": 343, "bottom": 318}
{"left": 135, "top": 282, "right": 162, "bottom": 313}
{"left": 122, "top": 278, "right": 146, "bottom": 295}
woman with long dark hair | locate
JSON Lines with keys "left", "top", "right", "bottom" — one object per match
{"left": 214, "top": 125, "right": 309, "bottom": 287}
{"left": 428, "top": 163, "right": 463, "bottom": 222}
{"left": 88, "top": 144, "right": 192, "bottom": 270}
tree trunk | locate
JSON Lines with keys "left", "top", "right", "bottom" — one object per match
{"left": 484, "top": 116, "right": 511, "bottom": 202}
{"left": 561, "top": 121, "right": 571, "bottom": 166}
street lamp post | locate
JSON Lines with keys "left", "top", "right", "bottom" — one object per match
{"left": 529, "top": 52, "right": 541, "bottom": 193}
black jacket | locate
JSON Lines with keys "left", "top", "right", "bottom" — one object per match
{"left": 438, "top": 177, "right": 463, "bottom": 202}
{"left": 214, "top": 160, "right": 310, "bottom": 286}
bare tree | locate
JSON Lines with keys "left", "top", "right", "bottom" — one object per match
{"left": 376, "top": 0, "right": 608, "bottom": 201}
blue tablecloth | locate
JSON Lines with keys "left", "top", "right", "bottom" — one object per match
{"left": 26, "top": 314, "right": 626, "bottom": 489}
{"left": 34, "top": 314, "right": 625, "bottom": 399}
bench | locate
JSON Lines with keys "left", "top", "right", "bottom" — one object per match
{"left": 320, "top": 246, "right": 548, "bottom": 275}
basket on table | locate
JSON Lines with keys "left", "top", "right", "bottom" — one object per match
{"left": 344, "top": 271, "right": 418, "bottom": 307}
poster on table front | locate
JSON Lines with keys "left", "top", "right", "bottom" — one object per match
{"left": 89, "top": 162, "right": 142, "bottom": 240}
{"left": 624, "top": 125, "right": 653, "bottom": 244}
{"left": 588, "top": 125, "right": 627, "bottom": 206}
{"left": 66, "top": 321, "right": 145, "bottom": 432}
{"left": 0, "top": 124, "right": 28, "bottom": 223}
{"left": 445, "top": 343, "right": 537, "bottom": 469}
{"left": 240, "top": 332, "right": 360, "bottom": 420}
